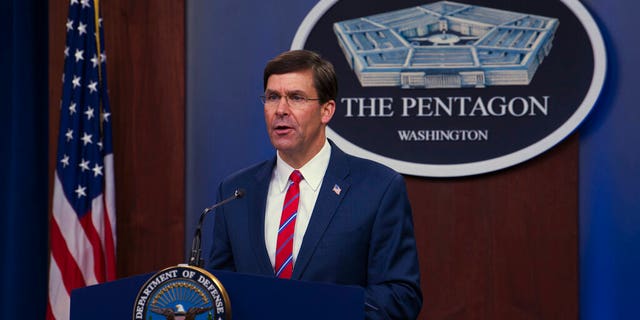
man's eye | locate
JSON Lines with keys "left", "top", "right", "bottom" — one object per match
{"left": 266, "top": 94, "right": 281, "bottom": 102}
{"left": 289, "top": 95, "right": 306, "bottom": 102}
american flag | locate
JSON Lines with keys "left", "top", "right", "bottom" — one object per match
{"left": 47, "top": 0, "right": 116, "bottom": 319}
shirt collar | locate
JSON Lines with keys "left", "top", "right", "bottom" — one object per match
{"left": 274, "top": 139, "right": 331, "bottom": 192}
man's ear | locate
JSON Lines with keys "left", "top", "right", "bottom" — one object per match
{"left": 321, "top": 100, "right": 336, "bottom": 124}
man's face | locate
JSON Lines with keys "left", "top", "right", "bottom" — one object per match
{"left": 264, "top": 69, "right": 335, "bottom": 167}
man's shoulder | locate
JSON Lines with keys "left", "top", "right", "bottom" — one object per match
{"left": 221, "top": 159, "right": 274, "bottom": 185}
{"left": 333, "top": 145, "right": 401, "bottom": 181}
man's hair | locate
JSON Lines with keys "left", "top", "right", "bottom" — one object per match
{"left": 263, "top": 50, "right": 337, "bottom": 104}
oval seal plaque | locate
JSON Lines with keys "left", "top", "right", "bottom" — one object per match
{"left": 132, "top": 265, "right": 231, "bottom": 320}
{"left": 293, "top": 0, "right": 606, "bottom": 177}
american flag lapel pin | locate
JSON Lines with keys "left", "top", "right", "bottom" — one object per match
{"left": 332, "top": 184, "right": 342, "bottom": 195}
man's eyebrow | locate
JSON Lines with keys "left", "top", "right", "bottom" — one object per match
{"left": 264, "top": 89, "right": 308, "bottom": 96}
{"left": 286, "top": 90, "right": 307, "bottom": 96}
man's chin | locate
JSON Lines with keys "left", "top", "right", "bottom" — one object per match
{"left": 270, "top": 137, "right": 298, "bottom": 152}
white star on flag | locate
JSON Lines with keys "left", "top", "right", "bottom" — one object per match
{"left": 65, "top": 129, "right": 74, "bottom": 141}
{"left": 87, "top": 81, "right": 98, "bottom": 93}
{"left": 81, "top": 132, "right": 93, "bottom": 145}
{"left": 78, "top": 158, "right": 90, "bottom": 172}
{"left": 92, "top": 164, "right": 103, "bottom": 177}
{"left": 74, "top": 49, "right": 84, "bottom": 62}
{"left": 84, "top": 106, "right": 95, "bottom": 119}
{"left": 74, "top": 185, "right": 87, "bottom": 198}
{"left": 60, "top": 155, "right": 70, "bottom": 168}
{"left": 91, "top": 54, "right": 100, "bottom": 68}
{"left": 72, "top": 75, "right": 81, "bottom": 88}
{"left": 77, "top": 22, "right": 87, "bottom": 35}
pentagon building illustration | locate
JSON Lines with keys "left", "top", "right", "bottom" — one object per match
{"left": 333, "top": 1, "right": 559, "bottom": 89}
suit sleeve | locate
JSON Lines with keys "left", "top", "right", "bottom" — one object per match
{"left": 365, "top": 173, "right": 422, "bottom": 319}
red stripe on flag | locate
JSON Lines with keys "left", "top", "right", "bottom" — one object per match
{"left": 103, "top": 197, "right": 117, "bottom": 281}
{"left": 49, "top": 217, "right": 87, "bottom": 294}
{"left": 46, "top": 301, "right": 55, "bottom": 320}
{"left": 78, "top": 211, "right": 106, "bottom": 283}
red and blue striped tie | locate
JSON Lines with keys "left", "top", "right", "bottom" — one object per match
{"left": 275, "top": 170, "right": 303, "bottom": 279}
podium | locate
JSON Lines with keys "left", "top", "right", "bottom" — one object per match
{"left": 70, "top": 268, "right": 365, "bottom": 319}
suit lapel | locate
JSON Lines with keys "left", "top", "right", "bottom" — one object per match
{"left": 248, "top": 158, "right": 276, "bottom": 276}
{"left": 292, "top": 145, "right": 351, "bottom": 279}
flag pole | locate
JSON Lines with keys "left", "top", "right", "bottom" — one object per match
{"left": 93, "top": 0, "right": 104, "bottom": 134}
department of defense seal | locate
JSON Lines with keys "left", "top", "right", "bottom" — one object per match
{"left": 132, "top": 265, "right": 231, "bottom": 320}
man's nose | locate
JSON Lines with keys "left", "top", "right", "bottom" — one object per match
{"left": 275, "top": 96, "right": 291, "bottom": 114}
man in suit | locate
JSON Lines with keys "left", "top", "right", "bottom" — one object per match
{"left": 206, "top": 50, "right": 422, "bottom": 319}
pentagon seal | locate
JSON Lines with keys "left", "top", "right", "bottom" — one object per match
{"left": 293, "top": 0, "right": 606, "bottom": 177}
{"left": 132, "top": 265, "right": 231, "bottom": 320}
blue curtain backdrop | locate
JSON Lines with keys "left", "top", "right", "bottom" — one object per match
{"left": 0, "top": 0, "right": 49, "bottom": 318}
{"left": 185, "top": 0, "right": 320, "bottom": 256}
{"left": 187, "top": 0, "right": 640, "bottom": 318}
{"left": 580, "top": 1, "right": 640, "bottom": 319}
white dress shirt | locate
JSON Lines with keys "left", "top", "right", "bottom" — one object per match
{"left": 264, "top": 140, "right": 331, "bottom": 269}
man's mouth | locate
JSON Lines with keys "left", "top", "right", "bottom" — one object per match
{"left": 274, "top": 125, "right": 293, "bottom": 135}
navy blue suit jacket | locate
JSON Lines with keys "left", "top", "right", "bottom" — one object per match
{"left": 206, "top": 143, "right": 422, "bottom": 319}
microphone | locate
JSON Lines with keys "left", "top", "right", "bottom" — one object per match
{"left": 188, "top": 188, "right": 245, "bottom": 267}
